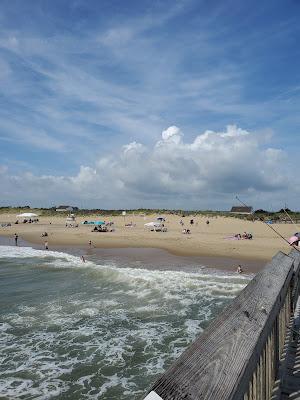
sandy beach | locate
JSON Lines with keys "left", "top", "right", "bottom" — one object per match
{"left": 0, "top": 212, "right": 297, "bottom": 271}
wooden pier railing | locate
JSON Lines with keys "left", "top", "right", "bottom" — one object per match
{"left": 143, "top": 248, "right": 300, "bottom": 400}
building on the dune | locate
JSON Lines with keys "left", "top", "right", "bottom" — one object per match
{"left": 230, "top": 206, "right": 253, "bottom": 214}
{"left": 56, "top": 205, "right": 78, "bottom": 212}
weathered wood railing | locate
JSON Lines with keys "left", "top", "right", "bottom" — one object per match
{"left": 143, "top": 249, "right": 300, "bottom": 400}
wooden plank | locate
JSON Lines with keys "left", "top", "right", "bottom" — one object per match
{"left": 266, "top": 337, "right": 270, "bottom": 398}
{"left": 145, "top": 251, "right": 294, "bottom": 400}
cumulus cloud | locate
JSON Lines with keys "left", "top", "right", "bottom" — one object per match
{"left": 123, "top": 141, "right": 146, "bottom": 155}
{"left": 0, "top": 125, "right": 294, "bottom": 209}
{"left": 160, "top": 126, "right": 183, "bottom": 145}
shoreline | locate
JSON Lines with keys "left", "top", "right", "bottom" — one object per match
{"left": 0, "top": 212, "right": 294, "bottom": 273}
{"left": 0, "top": 234, "right": 265, "bottom": 274}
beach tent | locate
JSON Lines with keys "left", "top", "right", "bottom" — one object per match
{"left": 156, "top": 216, "right": 166, "bottom": 222}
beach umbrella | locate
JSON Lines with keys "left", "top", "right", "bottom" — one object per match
{"left": 294, "top": 232, "right": 300, "bottom": 239}
{"left": 17, "top": 212, "right": 38, "bottom": 218}
{"left": 288, "top": 236, "right": 299, "bottom": 245}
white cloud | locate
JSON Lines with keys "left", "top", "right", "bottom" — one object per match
{"left": 160, "top": 126, "right": 183, "bottom": 145}
{"left": 0, "top": 125, "right": 295, "bottom": 209}
{"left": 123, "top": 142, "right": 146, "bottom": 155}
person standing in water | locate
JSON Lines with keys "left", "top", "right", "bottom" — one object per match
{"left": 44, "top": 241, "right": 49, "bottom": 250}
{"left": 14, "top": 233, "right": 18, "bottom": 246}
{"left": 237, "top": 265, "right": 243, "bottom": 274}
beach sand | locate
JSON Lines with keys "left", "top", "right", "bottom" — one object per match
{"left": 0, "top": 212, "right": 297, "bottom": 272}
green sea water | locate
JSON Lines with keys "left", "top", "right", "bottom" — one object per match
{"left": 0, "top": 245, "right": 250, "bottom": 399}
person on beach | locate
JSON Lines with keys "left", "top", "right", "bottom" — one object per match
{"left": 206, "top": 220, "right": 210, "bottom": 225}
{"left": 44, "top": 241, "right": 49, "bottom": 250}
{"left": 89, "top": 240, "right": 92, "bottom": 247}
{"left": 237, "top": 265, "right": 243, "bottom": 274}
{"left": 14, "top": 233, "right": 18, "bottom": 246}
{"left": 81, "top": 255, "right": 85, "bottom": 263}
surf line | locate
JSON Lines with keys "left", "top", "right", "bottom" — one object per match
{"left": 235, "top": 196, "right": 300, "bottom": 253}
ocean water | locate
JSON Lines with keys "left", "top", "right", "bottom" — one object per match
{"left": 0, "top": 245, "right": 251, "bottom": 399}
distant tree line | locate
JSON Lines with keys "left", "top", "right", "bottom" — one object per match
{"left": 0, "top": 206, "right": 299, "bottom": 220}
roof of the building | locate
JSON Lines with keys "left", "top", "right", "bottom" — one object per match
{"left": 230, "top": 206, "right": 253, "bottom": 213}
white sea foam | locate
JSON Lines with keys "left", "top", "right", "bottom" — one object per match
{"left": 0, "top": 244, "right": 252, "bottom": 399}
{"left": 0, "top": 245, "right": 251, "bottom": 303}
{"left": 0, "top": 244, "right": 251, "bottom": 277}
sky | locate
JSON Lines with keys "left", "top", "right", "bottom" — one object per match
{"left": 0, "top": 0, "right": 299, "bottom": 210}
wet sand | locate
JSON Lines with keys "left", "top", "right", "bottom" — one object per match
{"left": 0, "top": 235, "right": 266, "bottom": 274}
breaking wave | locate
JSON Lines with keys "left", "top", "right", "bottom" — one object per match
{"left": 0, "top": 245, "right": 251, "bottom": 399}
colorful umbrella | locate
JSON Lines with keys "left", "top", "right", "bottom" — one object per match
{"left": 288, "top": 236, "right": 299, "bottom": 245}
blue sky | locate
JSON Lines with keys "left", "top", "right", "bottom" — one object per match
{"left": 0, "top": 0, "right": 299, "bottom": 209}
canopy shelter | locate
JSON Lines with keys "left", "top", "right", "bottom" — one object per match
{"left": 144, "top": 222, "right": 166, "bottom": 232}
{"left": 82, "top": 221, "right": 105, "bottom": 225}
{"left": 66, "top": 215, "right": 77, "bottom": 227}
{"left": 144, "top": 222, "right": 162, "bottom": 228}
{"left": 66, "top": 214, "right": 76, "bottom": 222}
{"left": 16, "top": 212, "right": 39, "bottom": 222}
{"left": 17, "top": 213, "right": 38, "bottom": 218}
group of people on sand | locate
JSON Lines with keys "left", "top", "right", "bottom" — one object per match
{"left": 234, "top": 232, "right": 253, "bottom": 240}
{"left": 125, "top": 222, "right": 136, "bottom": 227}
{"left": 182, "top": 229, "right": 191, "bottom": 234}
{"left": 15, "top": 218, "right": 39, "bottom": 224}
{"left": 92, "top": 225, "right": 115, "bottom": 232}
